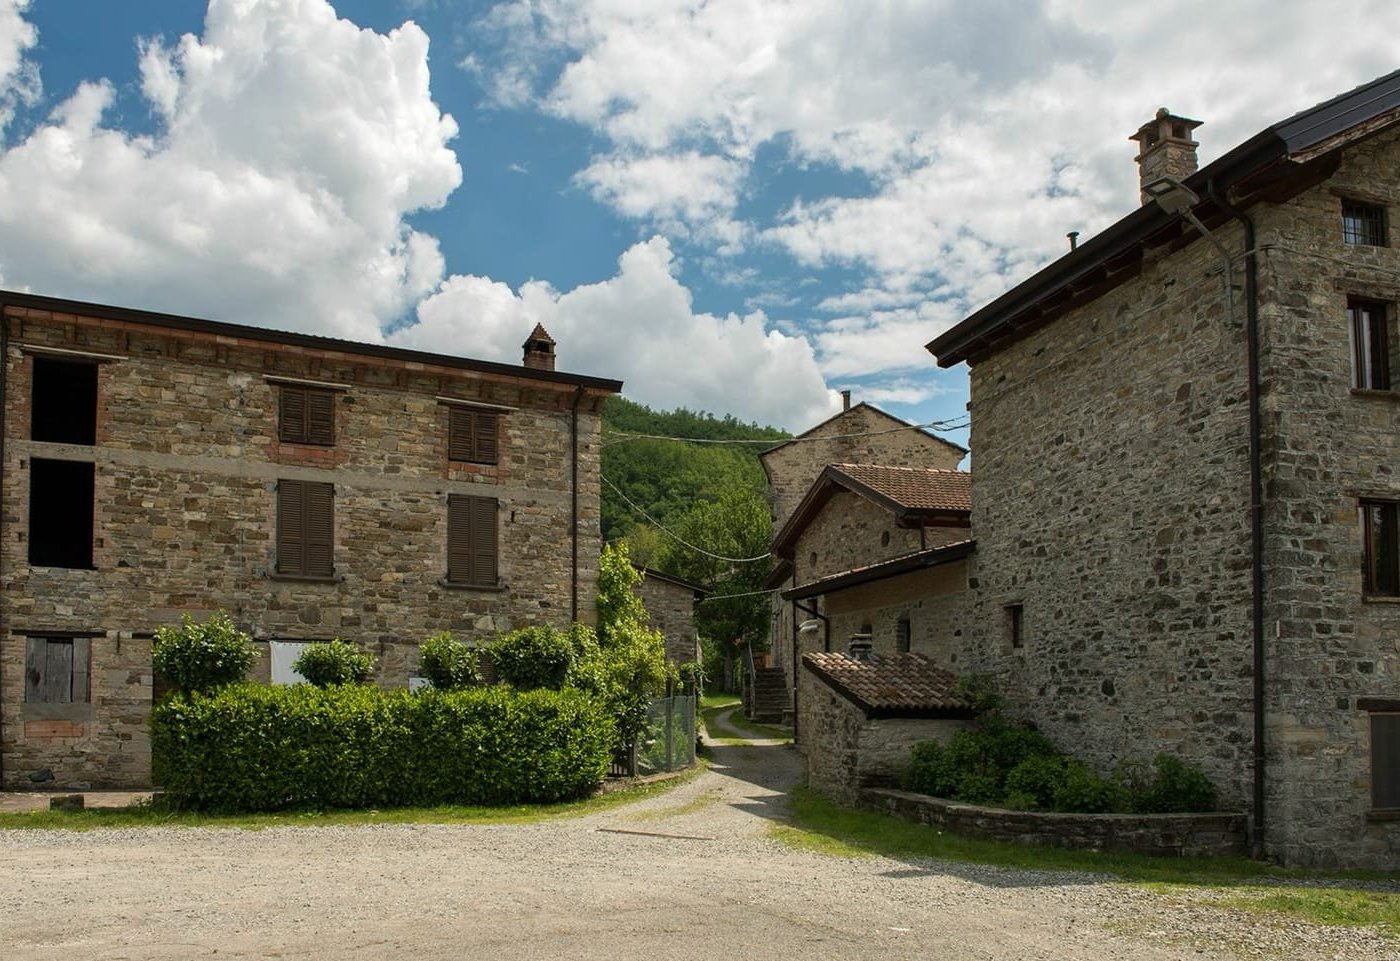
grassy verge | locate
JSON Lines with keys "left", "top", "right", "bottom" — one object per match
{"left": 776, "top": 786, "right": 1400, "bottom": 936}
{"left": 700, "top": 702, "right": 791, "bottom": 744}
{"left": 0, "top": 768, "right": 704, "bottom": 833}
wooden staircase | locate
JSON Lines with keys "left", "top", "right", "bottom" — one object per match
{"left": 745, "top": 665, "right": 790, "bottom": 724}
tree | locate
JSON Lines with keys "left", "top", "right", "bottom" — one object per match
{"left": 589, "top": 542, "right": 670, "bottom": 754}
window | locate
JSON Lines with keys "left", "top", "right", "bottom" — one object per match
{"left": 1361, "top": 500, "right": 1400, "bottom": 597}
{"left": 28, "top": 459, "right": 94, "bottom": 568}
{"left": 269, "top": 641, "right": 311, "bottom": 685}
{"left": 1349, "top": 299, "right": 1391, "bottom": 390}
{"left": 448, "top": 407, "right": 499, "bottom": 465}
{"left": 896, "top": 617, "right": 911, "bottom": 654}
{"left": 1006, "top": 604, "right": 1025, "bottom": 649}
{"left": 1343, "top": 199, "right": 1387, "bottom": 247}
{"left": 25, "top": 636, "right": 90, "bottom": 704}
{"left": 278, "top": 384, "right": 336, "bottom": 446}
{"left": 447, "top": 494, "right": 498, "bottom": 587}
{"left": 31, "top": 357, "right": 97, "bottom": 445}
{"left": 1360, "top": 700, "right": 1400, "bottom": 811}
{"left": 276, "top": 480, "right": 334, "bottom": 577}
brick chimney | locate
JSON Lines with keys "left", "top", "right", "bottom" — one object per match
{"left": 840, "top": 389, "right": 851, "bottom": 411}
{"left": 1130, "top": 108, "right": 1203, "bottom": 204}
{"left": 522, "top": 323, "right": 556, "bottom": 372}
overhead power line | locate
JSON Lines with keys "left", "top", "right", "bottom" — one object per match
{"left": 602, "top": 417, "right": 969, "bottom": 448}
{"left": 601, "top": 474, "right": 772, "bottom": 564}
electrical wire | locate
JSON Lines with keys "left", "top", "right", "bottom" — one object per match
{"left": 601, "top": 474, "right": 772, "bottom": 564}
{"left": 602, "top": 417, "right": 968, "bottom": 448}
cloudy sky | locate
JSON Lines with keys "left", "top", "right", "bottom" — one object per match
{"left": 1, "top": 1, "right": 1397, "bottom": 438}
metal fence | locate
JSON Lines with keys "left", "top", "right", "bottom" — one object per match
{"left": 609, "top": 694, "right": 696, "bottom": 777}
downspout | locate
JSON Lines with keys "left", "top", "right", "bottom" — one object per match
{"left": 569, "top": 386, "right": 584, "bottom": 622}
{"left": 1209, "top": 182, "right": 1266, "bottom": 856}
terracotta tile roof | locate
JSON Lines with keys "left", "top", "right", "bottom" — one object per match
{"left": 802, "top": 652, "right": 975, "bottom": 718}
{"left": 830, "top": 464, "right": 971, "bottom": 512}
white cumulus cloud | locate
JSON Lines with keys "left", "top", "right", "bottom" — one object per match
{"left": 394, "top": 236, "right": 838, "bottom": 430}
{"left": 0, "top": 0, "right": 460, "bottom": 340}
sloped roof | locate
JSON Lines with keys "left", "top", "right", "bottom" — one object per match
{"left": 782, "top": 540, "right": 973, "bottom": 601}
{"left": 929, "top": 68, "right": 1400, "bottom": 367}
{"left": 771, "top": 464, "right": 971, "bottom": 558}
{"left": 758, "top": 401, "right": 966, "bottom": 463}
{"left": 803, "top": 652, "right": 975, "bottom": 718}
{"left": 637, "top": 566, "right": 709, "bottom": 598}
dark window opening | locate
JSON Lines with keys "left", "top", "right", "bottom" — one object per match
{"left": 277, "top": 479, "right": 334, "bottom": 577}
{"left": 448, "top": 494, "right": 498, "bottom": 586}
{"left": 278, "top": 385, "right": 336, "bottom": 446}
{"left": 896, "top": 617, "right": 911, "bottom": 654}
{"left": 1349, "top": 299, "right": 1391, "bottom": 390}
{"left": 1006, "top": 604, "right": 1025, "bottom": 649}
{"left": 1343, "top": 200, "right": 1387, "bottom": 247}
{"left": 1372, "top": 713, "right": 1400, "bottom": 810}
{"left": 31, "top": 357, "right": 97, "bottom": 445}
{"left": 448, "top": 407, "right": 499, "bottom": 465}
{"left": 29, "top": 459, "right": 94, "bottom": 569}
{"left": 1361, "top": 500, "right": 1400, "bottom": 597}
{"left": 25, "top": 636, "right": 91, "bottom": 704}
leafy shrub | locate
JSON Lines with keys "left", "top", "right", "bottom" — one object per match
{"left": 1004, "top": 754, "right": 1068, "bottom": 810}
{"left": 1126, "top": 754, "right": 1218, "bottom": 813}
{"left": 151, "top": 683, "right": 612, "bottom": 811}
{"left": 676, "top": 661, "right": 705, "bottom": 697}
{"left": 292, "top": 639, "right": 375, "bottom": 687}
{"left": 903, "top": 739, "right": 959, "bottom": 797}
{"left": 488, "top": 626, "right": 578, "bottom": 690}
{"left": 1052, "top": 761, "right": 1121, "bottom": 813}
{"left": 152, "top": 611, "right": 256, "bottom": 695}
{"left": 418, "top": 632, "right": 480, "bottom": 690}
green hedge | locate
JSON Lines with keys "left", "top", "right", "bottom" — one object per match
{"left": 152, "top": 683, "right": 612, "bottom": 812}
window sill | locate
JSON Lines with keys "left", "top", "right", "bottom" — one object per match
{"left": 268, "top": 573, "right": 341, "bottom": 584}
{"left": 1349, "top": 388, "right": 1400, "bottom": 400}
{"left": 1365, "top": 808, "right": 1400, "bottom": 823}
{"left": 277, "top": 440, "right": 337, "bottom": 449}
{"left": 1361, "top": 594, "right": 1400, "bottom": 604}
{"left": 438, "top": 579, "right": 507, "bottom": 593}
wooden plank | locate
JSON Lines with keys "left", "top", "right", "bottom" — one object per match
{"left": 71, "top": 637, "right": 90, "bottom": 703}
{"left": 25, "top": 636, "right": 46, "bottom": 702}
{"left": 45, "top": 640, "right": 73, "bottom": 703}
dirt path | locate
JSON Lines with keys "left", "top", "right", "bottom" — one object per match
{"left": 0, "top": 732, "right": 1392, "bottom": 960}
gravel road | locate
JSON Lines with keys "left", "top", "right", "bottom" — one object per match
{"left": 1, "top": 714, "right": 1394, "bottom": 961}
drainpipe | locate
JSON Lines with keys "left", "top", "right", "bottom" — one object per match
{"left": 1209, "top": 182, "right": 1266, "bottom": 857}
{"left": 569, "top": 386, "right": 584, "bottom": 622}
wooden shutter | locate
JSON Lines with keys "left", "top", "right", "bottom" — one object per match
{"left": 279, "top": 386, "right": 307, "bottom": 443}
{"left": 307, "top": 389, "right": 335, "bottom": 445}
{"left": 1375, "top": 714, "right": 1400, "bottom": 809}
{"left": 279, "top": 385, "right": 336, "bottom": 445}
{"left": 448, "top": 407, "right": 500, "bottom": 464}
{"left": 305, "top": 481, "right": 334, "bottom": 576}
{"left": 448, "top": 495, "right": 497, "bottom": 585}
{"left": 24, "top": 637, "right": 89, "bottom": 703}
{"left": 277, "top": 480, "right": 306, "bottom": 574}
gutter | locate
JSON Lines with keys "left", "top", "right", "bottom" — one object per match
{"left": 1208, "top": 183, "right": 1267, "bottom": 857}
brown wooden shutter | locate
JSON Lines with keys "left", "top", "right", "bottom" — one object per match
{"left": 305, "top": 481, "right": 334, "bottom": 576}
{"left": 448, "top": 408, "right": 473, "bottom": 462}
{"left": 307, "top": 389, "right": 335, "bottom": 445}
{"left": 448, "top": 407, "right": 500, "bottom": 464}
{"left": 470, "top": 496, "right": 498, "bottom": 585}
{"left": 277, "top": 480, "right": 306, "bottom": 575}
{"left": 279, "top": 386, "right": 307, "bottom": 443}
{"left": 474, "top": 412, "right": 499, "bottom": 464}
{"left": 1375, "top": 714, "right": 1400, "bottom": 809}
{"left": 447, "top": 495, "right": 470, "bottom": 583}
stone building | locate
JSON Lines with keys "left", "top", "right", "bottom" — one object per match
{"left": 635, "top": 566, "right": 707, "bottom": 667}
{"left": 1, "top": 291, "right": 621, "bottom": 790}
{"left": 927, "top": 70, "right": 1400, "bottom": 867}
{"left": 759, "top": 396, "right": 965, "bottom": 719}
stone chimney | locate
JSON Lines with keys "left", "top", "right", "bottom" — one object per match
{"left": 522, "top": 323, "right": 556, "bottom": 372}
{"left": 840, "top": 389, "right": 852, "bottom": 411}
{"left": 1130, "top": 108, "right": 1203, "bottom": 204}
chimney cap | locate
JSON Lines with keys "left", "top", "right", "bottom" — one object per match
{"left": 523, "top": 322, "right": 556, "bottom": 347}
{"left": 1130, "top": 108, "right": 1203, "bottom": 152}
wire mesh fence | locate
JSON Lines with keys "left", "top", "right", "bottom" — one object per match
{"left": 609, "top": 695, "right": 696, "bottom": 777}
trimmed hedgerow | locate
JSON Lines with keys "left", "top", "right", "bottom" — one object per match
{"left": 151, "top": 683, "right": 612, "bottom": 812}
{"left": 151, "top": 611, "right": 256, "bottom": 695}
{"left": 902, "top": 713, "right": 1218, "bottom": 814}
{"left": 417, "top": 632, "right": 480, "bottom": 690}
{"left": 292, "top": 639, "right": 375, "bottom": 687}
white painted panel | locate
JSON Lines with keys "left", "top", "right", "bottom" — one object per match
{"left": 270, "top": 641, "right": 310, "bottom": 686}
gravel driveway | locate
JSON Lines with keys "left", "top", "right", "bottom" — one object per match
{"left": 1, "top": 718, "right": 1394, "bottom": 961}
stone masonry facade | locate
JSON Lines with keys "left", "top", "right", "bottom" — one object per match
{"left": 636, "top": 570, "right": 701, "bottom": 667}
{"left": 1, "top": 298, "right": 618, "bottom": 789}
{"left": 951, "top": 123, "right": 1400, "bottom": 867}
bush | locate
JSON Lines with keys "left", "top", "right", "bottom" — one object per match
{"left": 488, "top": 626, "right": 577, "bottom": 690}
{"left": 418, "top": 632, "right": 480, "bottom": 690}
{"left": 292, "top": 639, "right": 375, "bottom": 687}
{"left": 1052, "top": 761, "right": 1120, "bottom": 813}
{"left": 151, "top": 683, "right": 613, "bottom": 811}
{"left": 1003, "top": 754, "right": 1068, "bottom": 810}
{"left": 152, "top": 611, "right": 256, "bottom": 695}
{"left": 903, "top": 739, "right": 959, "bottom": 798}
{"left": 1126, "top": 754, "right": 1218, "bottom": 813}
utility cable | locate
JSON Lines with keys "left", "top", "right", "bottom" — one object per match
{"left": 600, "top": 474, "right": 772, "bottom": 564}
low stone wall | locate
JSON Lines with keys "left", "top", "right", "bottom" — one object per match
{"left": 863, "top": 788, "right": 1248, "bottom": 858}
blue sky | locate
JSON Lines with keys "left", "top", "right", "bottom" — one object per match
{"left": 1, "top": 1, "right": 1398, "bottom": 443}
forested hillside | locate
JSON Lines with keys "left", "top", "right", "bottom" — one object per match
{"left": 600, "top": 397, "right": 791, "bottom": 662}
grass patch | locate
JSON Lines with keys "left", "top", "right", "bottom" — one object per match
{"left": 777, "top": 786, "right": 1400, "bottom": 937}
{"left": 0, "top": 771, "right": 702, "bottom": 833}
{"left": 624, "top": 787, "right": 722, "bottom": 822}
{"left": 700, "top": 694, "right": 741, "bottom": 710}
{"left": 701, "top": 704, "right": 791, "bottom": 744}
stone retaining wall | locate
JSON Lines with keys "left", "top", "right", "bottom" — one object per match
{"left": 863, "top": 787, "right": 1248, "bottom": 858}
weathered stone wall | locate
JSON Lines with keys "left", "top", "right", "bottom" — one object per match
{"left": 824, "top": 562, "right": 969, "bottom": 664}
{"left": 1246, "top": 126, "right": 1400, "bottom": 867}
{"left": 863, "top": 788, "right": 1248, "bottom": 858}
{"left": 797, "top": 658, "right": 968, "bottom": 801}
{"left": 960, "top": 125, "right": 1400, "bottom": 867}
{"left": 1, "top": 305, "right": 613, "bottom": 788}
{"left": 963, "top": 215, "right": 1258, "bottom": 819}
{"left": 636, "top": 574, "right": 699, "bottom": 665}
